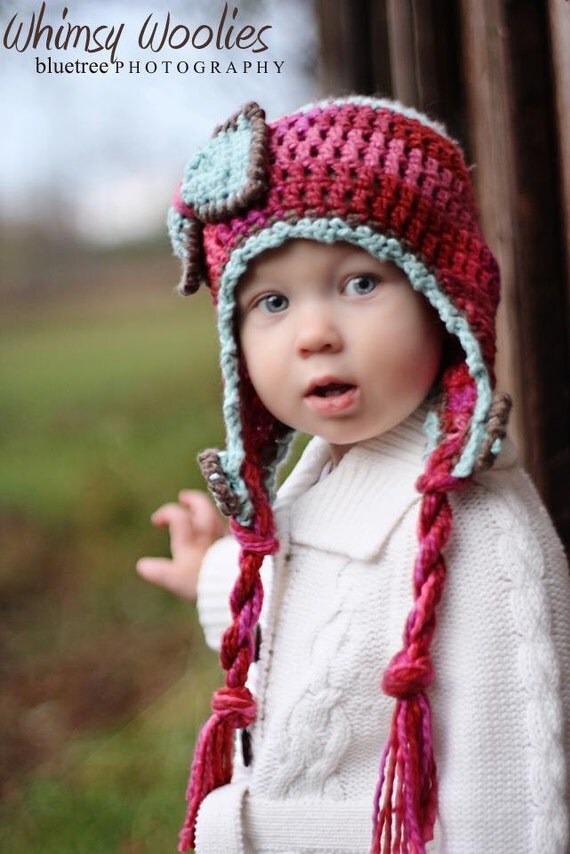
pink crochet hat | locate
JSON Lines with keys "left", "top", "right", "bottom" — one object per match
{"left": 168, "top": 96, "right": 511, "bottom": 853}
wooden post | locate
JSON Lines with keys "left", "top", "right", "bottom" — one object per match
{"left": 545, "top": 0, "right": 570, "bottom": 544}
{"left": 315, "top": 0, "right": 381, "bottom": 95}
{"left": 458, "top": 0, "right": 569, "bottom": 544}
{"left": 457, "top": 0, "right": 523, "bottom": 443}
{"left": 547, "top": 0, "right": 570, "bottom": 305}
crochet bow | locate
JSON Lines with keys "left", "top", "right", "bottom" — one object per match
{"left": 167, "top": 101, "right": 269, "bottom": 293}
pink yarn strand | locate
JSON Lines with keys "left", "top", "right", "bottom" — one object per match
{"left": 178, "top": 714, "right": 234, "bottom": 851}
{"left": 178, "top": 685, "right": 258, "bottom": 850}
{"left": 373, "top": 482, "right": 451, "bottom": 853}
{"left": 178, "top": 509, "right": 277, "bottom": 851}
{"left": 374, "top": 695, "right": 434, "bottom": 854}
{"left": 373, "top": 716, "right": 398, "bottom": 853}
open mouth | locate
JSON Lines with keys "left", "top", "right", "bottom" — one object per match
{"left": 310, "top": 382, "right": 356, "bottom": 398}
{"left": 304, "top": 379, "right": 360, "bottom": 414}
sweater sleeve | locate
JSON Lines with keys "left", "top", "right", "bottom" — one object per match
{"left": 196, "top": 535, "right": 240, "bottom": 652}
{"left": 432, "top": 466, "right": 570, "bottom": 854}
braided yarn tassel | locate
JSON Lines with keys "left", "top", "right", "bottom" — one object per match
{"left": 178, "top": 517, "right": 278, "bottom": 851}
{"left": 372, "top": 483, "right": 453, "bottom": 853}
{"left": 178, "top": 689, "right": 251, "bottom": 851}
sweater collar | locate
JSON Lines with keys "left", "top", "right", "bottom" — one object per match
{"left": 274, "top": 405, "right": 430, "bottom": 562}
{"left": 274, "top": 404, "right": 518, "bottom": 562}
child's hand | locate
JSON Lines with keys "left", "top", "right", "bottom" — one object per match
{"left": 136, "top": 490, "right": 227, "bottom": 601}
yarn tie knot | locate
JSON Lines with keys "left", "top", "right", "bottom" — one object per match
{"left": 230, "top": 519, "right": 279, "bottom": 555}
{"left": 382, "top": 651, "right": 433, "bottom": 699}
{"left": 211, "top": 686, "right": 257, "bottom": 728}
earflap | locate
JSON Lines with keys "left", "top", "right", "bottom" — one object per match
{"left": 473, "top": 390, "right": 512, "bottom": 471}
{"left": 197, "top": 448, "right": 242, "bottom": 517}
{"left": 197, "top": 362, "right": 295, "bottom": 526}
{"left": 421, "top": 360, "right": 512, "bottom": 491}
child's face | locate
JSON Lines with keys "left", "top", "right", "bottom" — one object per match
{"left": 237, "top": 240, "right": 444, "bottom": 462}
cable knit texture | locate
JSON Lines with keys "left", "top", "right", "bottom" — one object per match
{"left": 195, "top": 410, "right": 570, "bottom": 853}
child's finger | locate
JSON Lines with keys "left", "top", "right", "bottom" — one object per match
{"left": 151, "top": 503, "right": 193, "bottom": 529}
{"left": 136, "top": 556, "right": 196, "bottom": 600}
{"left": 178, "top": 489, "right": 212, "bottom": 514}
{"left": 178, "top": 490, "right": 226, "bottom": 537}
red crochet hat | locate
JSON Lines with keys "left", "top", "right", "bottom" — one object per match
{"left": 168, "top": 96, "right": 511, "bottom": 853}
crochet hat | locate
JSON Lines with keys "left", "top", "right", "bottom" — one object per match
{"left": 169, "top": 96, "right": 511, "bottom": 854}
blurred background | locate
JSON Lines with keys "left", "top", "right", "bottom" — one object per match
{"left": 1, "top": 1, "right": 568, "bottom": 851}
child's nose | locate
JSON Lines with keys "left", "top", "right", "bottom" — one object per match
{"left": 295, "top": 306, "right": 343, "bottom": 356}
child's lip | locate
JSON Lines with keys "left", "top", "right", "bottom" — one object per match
{"left": 304, "top": 376, "right": 356, "bottom": 396}
{"left": 304, "top": 377, "right": 360, "bottom": 414}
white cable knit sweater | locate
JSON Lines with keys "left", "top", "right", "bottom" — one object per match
{"left": 194, "top": 408, "right": 570, "bottom": 853}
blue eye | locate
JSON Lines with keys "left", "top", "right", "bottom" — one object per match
{"left": 344, "top": 275, "right": 378, "bottom": 296}
{"left": 258, "top": 293, "right": 289, "bottom": 313}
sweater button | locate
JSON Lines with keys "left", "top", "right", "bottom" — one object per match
{"left": 241, "top": 727, "right": 253, "bottom": 767}
{"left": 254, "top": 625, "right": 262, "bottom": 661}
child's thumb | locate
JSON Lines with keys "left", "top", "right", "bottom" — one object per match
{"left": 136, "top": 557, "right": 196, "bottom": 601}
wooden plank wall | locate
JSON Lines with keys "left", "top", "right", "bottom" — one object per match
{"left": 315, "top": 0, "right": 570, "bottom": 548}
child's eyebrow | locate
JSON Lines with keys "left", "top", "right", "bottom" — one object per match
{"left": 339, "top": 252, "right": 402, "bottom": 275}
{"left": 236, "top": 277, "right": 265, "bottom": 299}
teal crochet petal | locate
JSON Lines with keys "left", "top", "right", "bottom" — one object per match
{"left": 180, "top": 102, "right": 269, "bottom": 223}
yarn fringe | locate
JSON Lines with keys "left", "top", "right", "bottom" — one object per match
{"left": 178, "top": 712, "right": 235, "bottom": 851}
{"left": 178, "top": 516, "right": 274, "bottom": 852}
{"left": 372, "top": 693, "right": 437, "bottom": 853}
{"left": 178, "top": 683, "right": 258, "bottom": 851}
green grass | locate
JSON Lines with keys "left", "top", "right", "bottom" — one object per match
{"left": 0, "top": 670, "right": 220, "bottom": 854}
{"left": 0, "top": 283, "right": 227, "bottom": 852}
{"left": 0, "top": 289, "right": 225, "bottom": 522}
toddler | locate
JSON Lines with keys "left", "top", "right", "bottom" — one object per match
{"left": 137, "top": 97, "right": 570, "bottom": 853}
